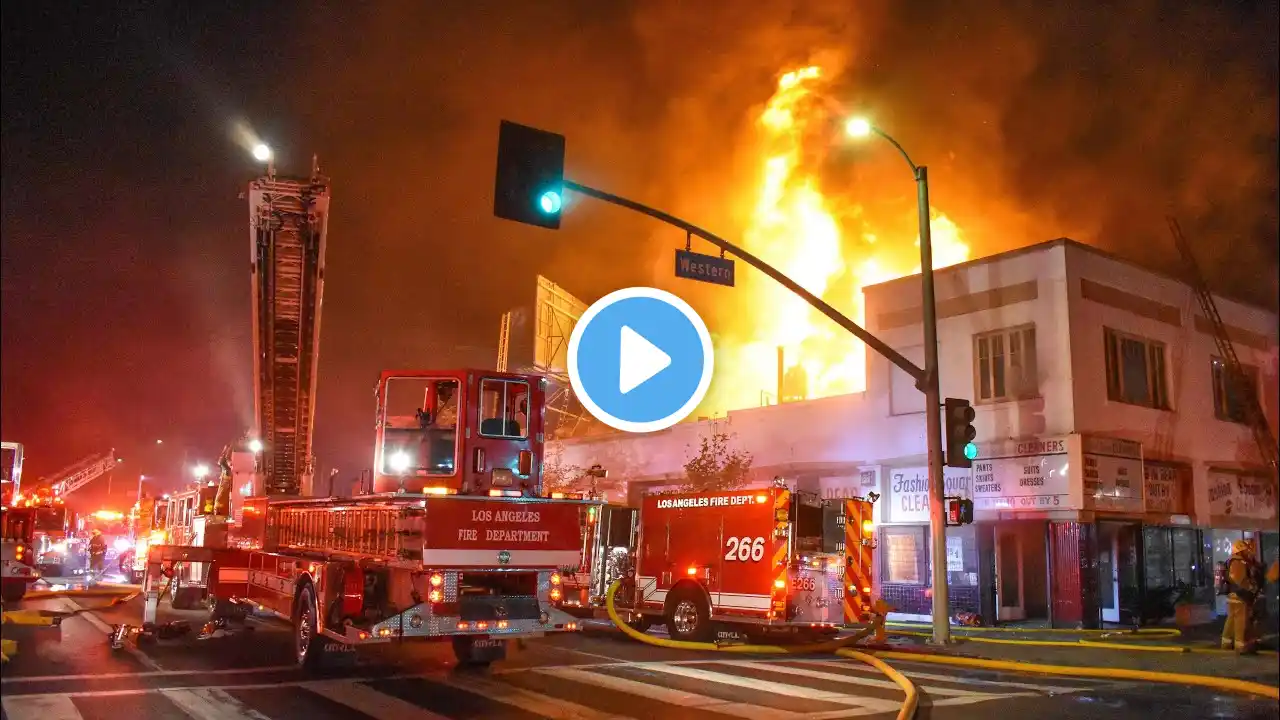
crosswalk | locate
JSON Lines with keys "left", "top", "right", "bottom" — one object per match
{"left": 1, "top": 657, "right": 1099, "bottom": 720}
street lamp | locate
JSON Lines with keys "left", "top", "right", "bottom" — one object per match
{"left": 248, "top": 438, "right": 264, "bottom": 454}
{"left": 847, "top": 116, "right": 951, "bottom": 646}
{"left": 193, "top": 464, "right": 210, "bottom": 481}
{"left": 136, "top": 474, "right": 147, "bottom": 503}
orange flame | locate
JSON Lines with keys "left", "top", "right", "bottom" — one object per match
{"left": 701, "top": 66, "right": 970, "bottom": 415}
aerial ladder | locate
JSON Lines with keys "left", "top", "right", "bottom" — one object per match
{"left": 1167, "top": 217, "right": 1278, "bottom": 477}
{"left": 249, "top": 156, "right": 331, "bottom": 497}
{"left": 37, "top": 450, "right": 120, "bottom": 499}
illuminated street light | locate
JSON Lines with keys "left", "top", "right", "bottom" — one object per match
{"left": 846, "top": 115, "right": 951, "bottom": 647}
{"left": 247, "top": 438, "right": 264, "bottom": 454}
{"left": 844, "top": 117, "right": 873, "bottom": 138}
{"left": 252, "top": 143, "right": 272, "bottom": 162}
{"left": 155, "top": 439, "right": 163, "bottom": 445}
{"left": 193, "top": 464, "right": 210, "bottom": 480}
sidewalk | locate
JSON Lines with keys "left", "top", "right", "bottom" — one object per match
{"left": 882, "top": 625, "right": 1280, "bottom": 685}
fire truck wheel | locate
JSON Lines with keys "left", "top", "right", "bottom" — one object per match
{"left": 294, "top": 583, "right": 327, "bottom": 671}
{"left": 664, "top": 587, "right": 712, "bottom": 642}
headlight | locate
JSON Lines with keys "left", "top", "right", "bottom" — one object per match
{"left": 114, "top": 538, "right": 133, "bottom": 553}
{"left": 388, "top": 451, "right": 412, "bottom": 473}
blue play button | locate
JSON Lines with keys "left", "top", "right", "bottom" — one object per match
{"left": 568, "top": 287, "right": 715, "bottom": 433}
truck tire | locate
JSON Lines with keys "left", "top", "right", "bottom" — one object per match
{"left": 1, "top": 579, "right": 26, "bottom": 604}
{"left": 294, "top": 584, "right": 328, "bottom": 671}
{"left": 664, "top": 587, "right": 712, "bottom": 642}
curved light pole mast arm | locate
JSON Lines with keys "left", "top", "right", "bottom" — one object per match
{"left": 562, "top": 180, "right": 926, "bottom": 385}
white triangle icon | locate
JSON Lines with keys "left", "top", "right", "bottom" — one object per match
{"left": 619, "top": 325, "right": 672, "bottom": 395}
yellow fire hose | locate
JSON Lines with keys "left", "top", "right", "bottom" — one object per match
{"left": 886, "top": 622, "right": 1279, "bottom": 656}
{"left": 603, "top": 584, "right": 1277, "bottom": 703}
{"left": 603, "top": 580, "right": 919, "bottom": 720}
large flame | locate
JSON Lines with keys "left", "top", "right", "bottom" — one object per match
{"left": 702, "top": 66, "right": 970, "bottom": 414}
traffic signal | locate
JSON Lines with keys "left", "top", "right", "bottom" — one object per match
{"left": 945, "top": 497, "right": 974, "bottom": 526}
{"left": 943, "top": 397, "right": 977, "bottom": 469}
{"left": 493, "top": 120, "right": 566, "bottom": 229}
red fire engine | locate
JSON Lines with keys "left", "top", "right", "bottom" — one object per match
{"left": 602, "top": 482, "right": 878, "bottom": 642}
{"left": 142, "top": 370, "right": 588, "bottom": 668}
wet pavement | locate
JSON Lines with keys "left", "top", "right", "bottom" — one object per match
{"left": 3, "top": 589, "right": 1277, "bottom": 720}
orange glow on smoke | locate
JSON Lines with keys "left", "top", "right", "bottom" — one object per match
{"left": 701, "top": 66, "right": 970, "bottom": 414}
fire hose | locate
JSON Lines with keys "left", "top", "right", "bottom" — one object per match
{"left": 603, "top": 581, "right": 1278, "bottom": 702}
{"left": 602, "top": 580, "right": 919, "bottom": 720}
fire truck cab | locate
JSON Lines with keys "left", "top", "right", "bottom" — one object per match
{"left": 616, "top": 482, "right": 878, "bottom": 643}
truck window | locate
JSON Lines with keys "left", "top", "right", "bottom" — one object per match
{"left": 381, "top": 377, "right": 460, "bottom": 476}
{"left": 478, "top": 378, "right": 529, "bottom": 439}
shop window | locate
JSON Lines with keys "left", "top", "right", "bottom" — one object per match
{"left": 1103, "top": 327, "right": 1170, "bottom": 409}
{"left": 1143, "top": 526, "right": 1209, "bottom": 592}
{"left": 974, "top": 326, "right": 1039, "bottom": 403}
{"left": 1209, "top": 357, "right": 1260, "bottom": 425}
{"left": 881, "top": 526, "right": 927, "bottom": 585}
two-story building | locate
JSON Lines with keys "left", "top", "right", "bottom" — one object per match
{"left": 550, "top": 238, "right": 1279, "bottom": 628}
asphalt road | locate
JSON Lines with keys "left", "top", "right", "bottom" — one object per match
{"left": 3, "top": 590, "right": 1276, "bottom": 720}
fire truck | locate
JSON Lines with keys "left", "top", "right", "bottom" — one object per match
{"left": 595, "top": 482, "right": 879, "bottom": 642}
{"left": 139, "top": 163, "right": 584, "bottom": 669}
{"left": 143, "top": 370, "right": 589, "bottom": 668}
{"left": 2, "top": 441, "right": 40, "bottom": 603}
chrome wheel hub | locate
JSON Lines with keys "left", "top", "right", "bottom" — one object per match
{"left": 672, "top": 600, "right": 700, "bottom": 635}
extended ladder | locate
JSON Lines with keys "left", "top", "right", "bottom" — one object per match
{"left": 249, "top": 160, "right": 330, "bottom": 496}
{"left": 1167, "top": 217, "right": 1278, "bottom": 474}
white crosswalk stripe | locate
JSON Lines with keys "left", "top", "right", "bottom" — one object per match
{"left": 0, "top": 657, "right": 1098, "bottom": 720}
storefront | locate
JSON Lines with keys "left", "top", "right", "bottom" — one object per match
{"left": 1205, "top": 468, "right": 1278, "bottom": 618}
{"left": 1139, "top": 462, "right": 1213, "bottom": 620}
{"left": 1081, "top": 436, "right": 1145, "bottom": 625}
{"left": 875, "top": 465, "right": 980, "bottom": 621}
{"left": 970, "top": 437, "right": 1075, "bottom": 625}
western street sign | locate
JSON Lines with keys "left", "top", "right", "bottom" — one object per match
{"left": 675, "top": 249, "right": 735, "bottom": 287}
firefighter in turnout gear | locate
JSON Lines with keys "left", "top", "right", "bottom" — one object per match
{"left": 212, "top": 444, "right": 233, "bottom": 517}
{"left": 1220, "top": 539, "right": 1265, "bottom": 653}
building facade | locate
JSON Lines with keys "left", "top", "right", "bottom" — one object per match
{"left": 551, "top": 238, "right": 1279, "bottom": 627}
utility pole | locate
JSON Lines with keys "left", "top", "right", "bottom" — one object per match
{"left": 915, "top": 166, "right": 951, "bottom": 646}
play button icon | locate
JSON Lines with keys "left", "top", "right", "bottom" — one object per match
{"left": 619, "top": 326, "right": 671, "bottom": 394}
{"left": 568, "top": 287, "right": 714, "bottom": 433}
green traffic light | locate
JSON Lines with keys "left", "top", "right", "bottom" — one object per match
{"left": 963, "top": 442, "right": 979, "bottom": 461}
{"left": 539, "top": 190, "right": 563, "bottom": 214}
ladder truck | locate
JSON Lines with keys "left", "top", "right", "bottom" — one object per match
{"left": 17, "top": 450, "right": 120, "bottom": 578}
{"left": 142, "top": 370, "right": 589, "bottom": 668}
{"left": 141, "top": 163, "right": 585, "bottom": 669}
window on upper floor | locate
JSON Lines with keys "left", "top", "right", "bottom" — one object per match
{"left": 1103, "top": 327, "right": 1170, "bottom": 409}
{"left": 973, "top": 326, "right": 1039, "bottom": 403}
{"left": 1210, "top": 357, "right": 1260, "bottom": 425}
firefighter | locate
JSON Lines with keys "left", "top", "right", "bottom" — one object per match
{"left": 212, "top": 445, "right": 233, "bottom": 517}
{"left": 1220, "top": 539, "right": 1265, "bottom": 653}
{"left": 87, "top": 528, "right": 107, "bottom": 578}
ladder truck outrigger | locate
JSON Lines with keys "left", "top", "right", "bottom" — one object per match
{"left": 140, "top": 161, "right": 586, "bottom": 669}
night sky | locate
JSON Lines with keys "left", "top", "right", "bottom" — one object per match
{"left": 3, "top": 1, "right": 1277, "bottom": 508}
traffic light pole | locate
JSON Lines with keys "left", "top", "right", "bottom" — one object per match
{"left": 915, "top": 166, "right": 951, "bottom": 647}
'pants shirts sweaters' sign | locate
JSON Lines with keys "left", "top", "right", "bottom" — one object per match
{"left": 971, "top": 437, "right": 1074, "bottom": 511}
